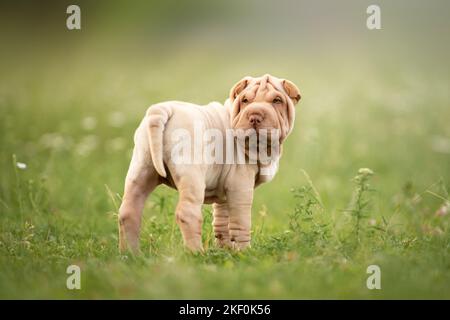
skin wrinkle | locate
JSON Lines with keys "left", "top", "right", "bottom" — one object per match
{"left": 234, "top": 82, "right": 288, "bottom": 141}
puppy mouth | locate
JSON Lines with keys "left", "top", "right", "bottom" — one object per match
{"left": 252, "top": 123, "right": 264, "bottom": 131}
{"left": 234, "top": 121, "right": 275, "bottom": 130}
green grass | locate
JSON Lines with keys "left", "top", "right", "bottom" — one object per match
{"left": 0, "top": 50, "right": 449, "bottom": 299}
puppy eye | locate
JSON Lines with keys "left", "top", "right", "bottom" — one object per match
{"left": 273, "top": 97, "right": 282, "bottom": 104}
{"left": 242, "top": 97, "right": 249, "bottom": 103}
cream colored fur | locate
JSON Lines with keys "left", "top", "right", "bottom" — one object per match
{"left": 118, "top": 74, "right": 301, "bottom": 253}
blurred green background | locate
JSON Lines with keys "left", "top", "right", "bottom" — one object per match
{"left": 0, "top": 0, "right": 449, "bottom": 299}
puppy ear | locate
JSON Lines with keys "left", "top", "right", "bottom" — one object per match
{"left": 282, "top": 79, "right": 301, "bottom": 105}
{"left": 229, "top": 77, "right": 251, "bottom": 101}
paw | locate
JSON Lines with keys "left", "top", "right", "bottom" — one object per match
{"left": 184, "top": 238, "right": 204, "bottom": 253}
{"left": 215, "top": 238, "right": 232, "bottom": 249}
{"left": 230, "top": 240, "right": 251, "bottom": 251}
{"left": 214, "top": 233, "right": 232, "bottom": 248}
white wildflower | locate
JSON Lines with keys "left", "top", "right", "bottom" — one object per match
{"left": 16, "top": 162, "right": 27, "bottom": 170}
{"left": 108, "top": 111, "right": 125, "bottom": 128}
{"left": 358, "top": 168, "right": 374, "bottom": 176}
{"left": 40, "top": 133, "right": 70, "bottom": 150}
{"left": 81, "top": 117, "right": 97, "bottom": 131}
{"left": 76, "top": 135, "right": 99, "bottom": 156}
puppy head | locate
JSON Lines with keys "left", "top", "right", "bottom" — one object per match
{"left": 229, "top": 74, "right": 301, "bottom": 143}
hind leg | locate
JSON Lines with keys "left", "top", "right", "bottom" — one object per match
{"left": 175, "top": 175, "right": 205, "bottom": 252}
{"left": 118, "top": 149, "right": 159, "bottom": 254}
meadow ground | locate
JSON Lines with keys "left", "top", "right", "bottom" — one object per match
{"left": 0, "top": 49, "right": 449, "bottom": 299}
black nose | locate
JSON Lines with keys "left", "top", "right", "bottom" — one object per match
{"left": 249, "top": 113, "right": 263, "bottom": 126}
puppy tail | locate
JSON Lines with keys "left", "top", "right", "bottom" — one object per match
{"left": 146, "top": 105, "right": 172, "bottom": 178}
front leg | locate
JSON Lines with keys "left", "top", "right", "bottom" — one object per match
{"left": 227, "top": 188, "right": 254, "bottom": 250}
{"left": 212, "top": 202, "right": 231, "bottom": 248}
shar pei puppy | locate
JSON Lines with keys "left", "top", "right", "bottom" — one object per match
{"left": 118, "top": 74, "right": 301, "bottom": 253}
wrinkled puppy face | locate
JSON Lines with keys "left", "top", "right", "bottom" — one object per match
{"left": 229, "top": 74, "right": 301, "bottom": 143}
